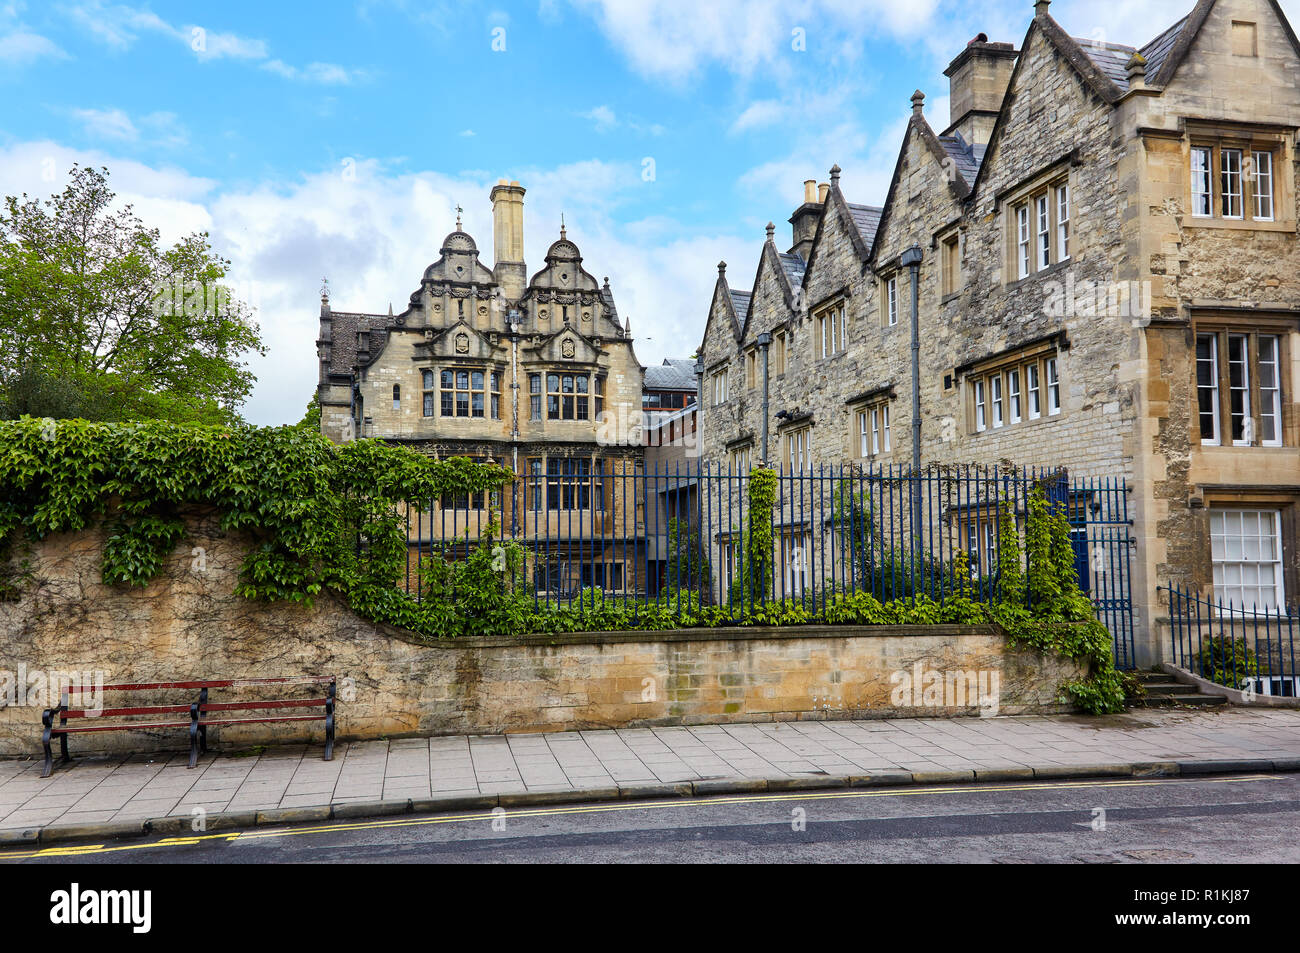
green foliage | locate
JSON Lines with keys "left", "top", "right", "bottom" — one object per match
{"left": 664, "top": 517, "right": 711, "bottom": 600}
{"left": 0, "top": 417, "right": 510, "bottom": 613}
{"left": 0, "top": 418, "right": 1126, "bottom": 714}
{"left": 1200, "top": 636, "right": 1259, "bottom": 688}
{"left": 995, "top": 502, "right": 1025, "bottom": 606}
{"left": 0, "top": 165, "right": 265, "bottom": 424}
{"left": 737, "top": 466, "right": 776, "bottom": 605}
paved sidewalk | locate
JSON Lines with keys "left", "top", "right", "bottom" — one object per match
{"left": 3, "top": 708, "right": 1300, "bottom": 840}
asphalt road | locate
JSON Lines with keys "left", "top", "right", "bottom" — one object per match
{"left": 4, "top": 773, "right": 1298, "bottom": 864}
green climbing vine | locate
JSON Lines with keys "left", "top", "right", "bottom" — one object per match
{"left": 0, "top": 416, "right": 510, "bottom": 613}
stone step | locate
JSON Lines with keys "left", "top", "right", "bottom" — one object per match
{"left": 1126, "top": 692, "right": 1227, "bottom": 708}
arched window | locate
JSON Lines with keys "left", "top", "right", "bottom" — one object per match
{"left": 393, "top": 384, "right": 400, "bottom": 410}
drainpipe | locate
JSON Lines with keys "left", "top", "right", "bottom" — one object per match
{"left": 509, "top": 308, "right": 520, "bottom": 537}
{"left": 901, "top": 244, "right": 924, "bottom": 472}
{"left": 901, "top": 244, "right": 924, "bottom": 558}
{"left": 756, "top": 332, "right": 771, "bottom": 464}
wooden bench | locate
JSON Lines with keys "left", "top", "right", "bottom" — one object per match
{"left": 40, "top": 676, "right": 336, "bottom": 778}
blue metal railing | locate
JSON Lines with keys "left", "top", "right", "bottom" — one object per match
{"left": 1161, "top": 583, "right": 1299, "bottom": 693}
{"left": 400, "top": 462, "right": 1136, "bottom": 665}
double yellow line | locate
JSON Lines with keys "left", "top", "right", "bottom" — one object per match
{"left": 0, "top": 774, "right": 1281, "bottom": 860}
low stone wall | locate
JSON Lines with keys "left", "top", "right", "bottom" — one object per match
{"left": 0, "top": 514, "right": 1086, "bottom": 757}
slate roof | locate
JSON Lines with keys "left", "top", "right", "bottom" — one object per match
{"left": 325, "top": 310, "right": 389, "bottom": 376}
{"left": 778, "top": 251, "right": 806, "bottom": 289}
{"left": 728, "top": 289, "right": 752, "bottom": 322}
{"left": 846, "top": 203, "right": 884, "bottom": 253}
{"left": 1072, "top": 14, "right": 1188, "bottom": 93}
{"left": 644, "top": 358, "right": 697, "bottom": 390}
{"left": 937, "top": 131, "right": 985, "bottom": 185}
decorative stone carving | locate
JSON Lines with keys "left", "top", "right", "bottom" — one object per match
{"left": 561, "top": 338, "right": 576, "bottom": 359}
{"left": 455, "top": 332, "right": 469, "bottom": 354}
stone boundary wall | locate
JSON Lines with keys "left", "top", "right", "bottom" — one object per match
{"left": 0, "top": 516, "right": 1086, "bottom": 757}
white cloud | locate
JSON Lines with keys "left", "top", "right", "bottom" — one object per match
{"left": 66, "top": 106, "right": 189, "bottom": 148}
{"left": 261, "top": 59, "right": 367, "bottom": 84}
{"left": 730, "top": 99, "right": 786, "bottom": 134}
{"left": 582, "top": 104, "right": 618, "bottom": 131}
{"left": 0, "top": 29, "right": 68, "bottom": 65}
{"left": 62, "top": 1, "right": 364, "bottom": 82}
{"left": 71, "top": 107, "right": 137, "bottom": 140}
{"left": 459, "top": 129, "right": 475, "bottom": 137}
{"left": 0, "top": 141, "right": 748, "bottom": 425}
{"left": 567, "top": 0, "right": 940, "bottom": 83}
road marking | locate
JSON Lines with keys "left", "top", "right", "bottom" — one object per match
{"left": 0, "top": 774, "right": 1284, "bottom": 860}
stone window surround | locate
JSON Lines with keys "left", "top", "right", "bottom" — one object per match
{"left": 847, "top": 384, "right": 896, "bottom": 460}
{"left": 1180, "top": 121, "right": 1294, "bottom": 231}
{"left": 878, "top": 272, "right": 902, "bottom": 328}
{"left": 744, "top": 346, "right": 759, "bottom": 389}
{"left": 1191, "top": 312, "right": 1294, "bottom": 450}
{"left": 937, "top": 226, "right": 963, "bottom": 301}
{"left": 1198, "top": 486, "right": 1299, "bottom": 611}
{"left": 958, "top": 335, "right": 1066, "bottom": 436}
{"left": 1003, "top": 173, "right": 1070, "bottom": 284}
{"left": 707, "top": 361, "right": 731, "bottom": 406}
{"left": 813, "top": 297, "right": 849, "bottom": 360}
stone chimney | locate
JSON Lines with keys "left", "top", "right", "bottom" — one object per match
{"left": 490, "top": 179, "right": 526, "bottom": 300}
{"left": 788, "top": 178, "right": 822, "bottom": 262}
{"left": 943, "top": 33, "right": 1018, "bottom": 146}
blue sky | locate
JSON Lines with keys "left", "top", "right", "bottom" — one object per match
{"left": 3, "top": 0, "right": 1292, "bottom": 424}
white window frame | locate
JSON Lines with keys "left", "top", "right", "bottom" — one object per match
{"left": 857, "top": 410, "right": 869, "bottom": 457}
{"left": 1221, "top": 148, "right": 1244, "bottom": 219}
{"left": 1253, "top": 150, "right": 1275, "bottom": 221}
{"left": 1228, "top": 333, "right": 1251, "bottom": 445}
{"left": 991, "top": 373, "right": 1004, "bottom": 428}
{"left": 1191, "top": 146, "right": 1213, "bottom": 217}
{"left": 1007, "top": 368, "right": 1022, "bottom": 424}
{"left": 887, "top": 278, "right": 898, "bottom": 327}
{"left": 1016, "top": 204, "right": 1030, "bottom": 279}
{"left": 974, "top": 379, "right": 987, "bottom": 433}
{"left": 1211, "top": 508, "right": 1286, "bottom": 610}
{"left": 1259, "top": 334, "right": 1282, "bottom": 447}
{"left": 881, "top": 403, "right": 891, "bottom": 453}
{"left": 1196, "top": 333, "right": 1221, "bottom": 446}
{"left": 1045, "top": 357, "right": 1061, "bottom": 416}
{"left": 870, "top": 407, "right": 881, "bottom": 455}
{"left": 1026, "top": 362, "right": 1041, "bottom": 419}
{"left": 1036, "top": 195, "right": 1051, "bottom": 271}
{"left": 1056, "top": 184, "right": 1070, "bottom": 261}
{"left": 711, "top": 369, "right": 729, "bottom": 406}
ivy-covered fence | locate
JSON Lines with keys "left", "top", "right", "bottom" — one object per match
{"left": 0, "top": 419, "right": 1133, "bottom": 713}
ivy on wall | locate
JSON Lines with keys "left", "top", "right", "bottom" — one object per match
{"left": 0, "top": 419, "right": 1127, "bottom": 715}
{"left": 0, "top": 416, "right": 509, "bottom": 608}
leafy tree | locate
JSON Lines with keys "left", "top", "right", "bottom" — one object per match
{"left": 0, "top": 165, "right": 264, "bottom": 424}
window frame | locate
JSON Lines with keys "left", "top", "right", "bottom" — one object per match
{"left": 1194, "top": 324, "right": 1288, "bottom": 449}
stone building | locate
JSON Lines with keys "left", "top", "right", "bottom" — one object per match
{"left": 316, "top": 180, "right": 647, "bottom": 595}
{"left": 697, "top": 0, "right": 1300, "bottom": 665}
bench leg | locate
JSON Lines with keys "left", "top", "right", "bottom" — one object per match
{"left": 59, "top": 733, "right": 70, "bottom": 764}
{"left": 188, "top": 702, "right": 200, "bottom": 769}
{"left": 324, "top": 684, "right": 335, "bottom": 762}
{"left": 40, "top": 710, "right": 54, "bottom": 779}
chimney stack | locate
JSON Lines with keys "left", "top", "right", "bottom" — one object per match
{"left": 490, "top": 179, "right": 526, "bottom": 300}
{"left": 943, "top": 34, "right": 1018, "bottom": 146}
{"left": 788, "top": 178, "right": 824, "bottom": 262}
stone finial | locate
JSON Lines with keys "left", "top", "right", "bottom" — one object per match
{"left": 1126, "top": 52, "right": 1147, "bottom": 88}
{"left": 1034, "top": 0, "right": 1050, "bottom": 16}
{"left": 320, "top": 276, "right": 329, "bottom": 306}
{"left": 624, "top": 316, "right": 631, "bottom": 334}
{"left": 603, "top": 276, "right": 610, "bottom": 287}
{"left": 387, "top": 302, "right": 393, "bottom": 316}
{"left": 829, "top": 164, "right": 841, "bottom": 184}
{"left": 718, "top": 261, "right": 727, "bottom": 275}
{"left": 911, "top": 89, "right": 925, "bottom": 116}
{"left": 765, "top": 222, "right": 775, "bottom": 241}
